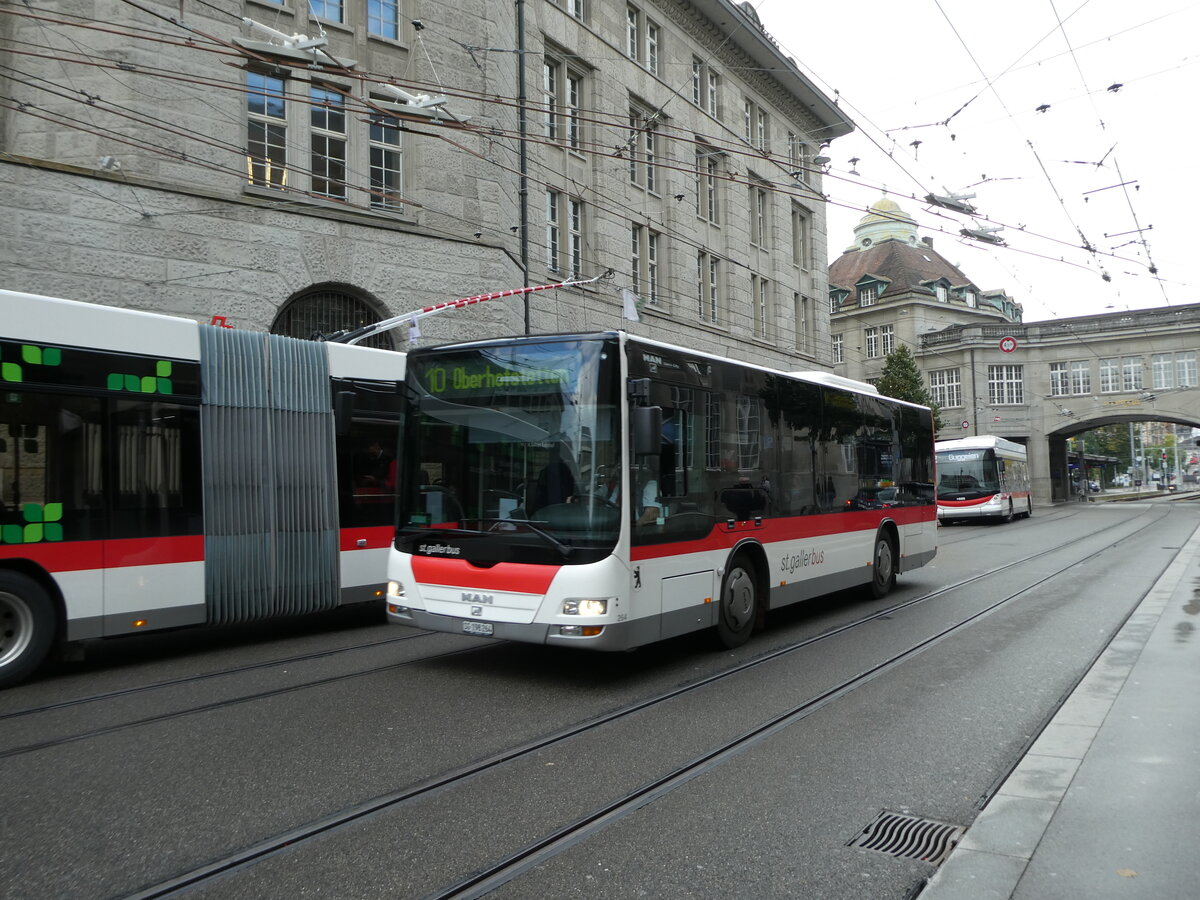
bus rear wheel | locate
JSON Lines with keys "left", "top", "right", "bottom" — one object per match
{"left": 716, "top": 556, "right": 757, "bottom": 648}
{"left": 0, "top": 571, "right": 55, "bottom": 689}
{"left": 868, "top": 532, "right": 897, "bottom": 599}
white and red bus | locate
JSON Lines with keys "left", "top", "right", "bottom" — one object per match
{"left": 935, "top": 435, "right": 1032, "bottom": 523}
{"left": 0, "top": 290, "right": 404, "bottom": 687}
{"left": 384, "top": 332, "right": 937, "bottom": 649}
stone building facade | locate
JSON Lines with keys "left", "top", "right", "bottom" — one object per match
{"left": 1, "top": 0, "right": 850, "bottom": 368}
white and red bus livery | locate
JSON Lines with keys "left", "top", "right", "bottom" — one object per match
{"left": 0, "top": 290, "right": 404, "bottom": 687}
{"left": 385, "top": 332, "right": 937, "bottom": 649}
{"left": 935, "top": 435, "right": 1032, "bottom": 523}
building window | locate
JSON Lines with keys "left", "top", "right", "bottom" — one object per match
{"left": 1122, "top": 356, "right": 1142, "bottom": 392}
{"left": 1071, "top": 360, "right": 1091, "bottom": 394}
{"left": 310, "top": 84, "right": 347, "bottom": 200}
{"left": 542, "top": 59, "right": 560, "bottom": 141}
{"left": 695, "top": 145, "right": 720, "bottom": 224}
{"left": 629, "top": 105, "right": 659, "bottom": 193}
{"left": 689, "top": 57, "right": 719, "bottom": 115}
{"left": 546, "top": 191, "right": 560, "bottom": 272}
{"left": 864, "top": 326, "right": 878, "bottom": 359}
{"left": 1050, "top": 362, "right": 1070, "bottom": 397}
{"left": 881, "top": 324, "right": 894, "bottom": 355}
{"left": 247, "top": 72, "right": 287, "bottom": 188}
{"left": 1099, "top": 357, "right": 1119, "bottom": 393}
{"left": 929, "top": 368, "right": 961, "bottom": 408}
{"left": 786, "top": 132, "right": 814, "bottom": 181}
{"left": 368, "top": 111, "right": 403, "bottom": 210}
{"left": 741, "top": 98, "right": 768, "bottom": 151}
{"left": 791, "top": 204, "right": 811, "bottom": 270}
{"left": 1151, "top": 352, "right": 1196, "bottom": 390}
{"left": 1152, "top": 353, "right": 1174, "bottom": 390}
{"left": 1178, "top": 351, "right": 1197, "bottom": 387}
{"left": 752, "top": 275, "right": 770, "bottom": 338}
{"left": 794, "top": 293, "right": 808, "bottom": 352}
{"left": 988, "top": 364, "right": 1024, "bottom": 405}
{"left": 568, "top": 0, "right": 585, "bottom": 20}
{"left": 962, "top": 289, "right": 977, "bottom": 308}
{"left": 543, "top": 55, "right": 585, "bottom": 150}
{"left": 368, "top": 0, "right": 399, "bottom": 39}
{"left": 625, "top": 5, "right": 639, "bottom": 59}
{"left": 631, "top": 224, "right": 659, "bottom": 305}
{"left": 645, "top": 20, "right": 659, "bottom": 75}
{"left": 567, "top": 197, "right": 583, "bottom": 278}
{"left": 697, "top": 251, "right": 720, "bottom": 323}
{"left": 829, "top": 294, "right": 840, "bottom": 314}
{"left": 859, "top": 284, "right": 878, "bottom": 306}
{"left": 271, "top": 287, "right": 396, "bottom": 351}
{"left": 935, "top": 284, "right": 948, "bottom": 303}
{"left": 749, "top": 180, "right": 769, "bottom": 247}
{"left": 310, "top": 0, "right": 343, "bottom": 23}
{"left": 832, "top": 334, "right": 843, "bottom": 364}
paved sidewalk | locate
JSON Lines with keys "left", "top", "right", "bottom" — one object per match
{"left": 920, "top": 517, "right": 1200, "bottom": 900}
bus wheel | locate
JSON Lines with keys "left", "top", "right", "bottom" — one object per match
{"left": 716, "top": 556, "right": 757, "bottom": 648}
{"left": 868, "top": 532, "right": 897, "bottom": 599}
{"left": 0, "top": 571, "right": 55, "bottom": 689}
{"left": 1002, "top": 501, "right": 1014, "bottom": 524}
{"left": 1025, "top": 499, "right": 1034, "bottom": 519}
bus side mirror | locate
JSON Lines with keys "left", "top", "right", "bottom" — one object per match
{"left": 631, "top": 406, "right": 663, "bottom": 457}
{"left": 334, "top": 391, "right": 355, "bottom": 436}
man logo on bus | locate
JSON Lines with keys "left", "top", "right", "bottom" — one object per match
{"left": 463, "top": 592, "right": 494, "bottom": 605}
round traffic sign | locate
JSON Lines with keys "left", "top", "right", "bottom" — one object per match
{"left": 999, "top": 336, "right": 1018, "bottom": 353}
{"left": 961, "top": 420, "right": 970, "bottom": 429}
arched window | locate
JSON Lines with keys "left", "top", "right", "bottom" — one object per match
{"left": 270, "top": 285, "right": 397, "bottom": 351}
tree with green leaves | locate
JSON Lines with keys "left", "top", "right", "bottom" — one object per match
{"left": 876, "top": 344, "right": 944, "bottom": 431}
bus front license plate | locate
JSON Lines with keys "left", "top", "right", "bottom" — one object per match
{"left": 462, "top": 621, "right": 494, "bottom": 636}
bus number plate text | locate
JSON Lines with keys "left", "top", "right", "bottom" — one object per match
{"left": 462, "top": 621, "right": 494, "bottom": 636}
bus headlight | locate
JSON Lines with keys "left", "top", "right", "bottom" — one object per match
{"left": 387, "top": 581, "right": 405, "bottom": 599}
{"left": 562, "top": 598, "right": 609, "bottom": 616}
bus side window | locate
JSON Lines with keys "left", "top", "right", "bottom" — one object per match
{"left": 0, "top": 392, "right": 108, "bottom": 542}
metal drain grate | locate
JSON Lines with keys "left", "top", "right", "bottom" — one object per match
{"left": 848, "top": 811, "right": 965, "bottom": 866}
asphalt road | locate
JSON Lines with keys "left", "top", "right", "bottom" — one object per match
{"left": 3, "top": 497, "right": 1197, "bottom": 900}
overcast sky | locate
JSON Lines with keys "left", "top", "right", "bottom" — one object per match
{"left": 755, "top": 0, "right": 1198, "bottom": 323}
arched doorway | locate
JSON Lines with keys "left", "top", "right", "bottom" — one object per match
{"left": 270, "top": 284, "right": 397, "bottom": 351}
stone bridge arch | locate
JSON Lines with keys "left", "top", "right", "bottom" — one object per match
{"left": 1037, "top": 407, "right": 1200, "bottom": 502}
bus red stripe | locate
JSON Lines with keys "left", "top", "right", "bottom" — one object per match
{"left": 0, "top": 535, "right": 204, "bottom": 572}
{"left": 412, "top": 556, "right": 559, "bottom": 593}
{"left": 339, "top": 526, "right": 396, "bottom": 551}
{"left": 631, "top": 508, "right": 935, "bottom": 561}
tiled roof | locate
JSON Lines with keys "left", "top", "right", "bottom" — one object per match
{"left": 829, "top": 238, "right": 974, "bottom": 300}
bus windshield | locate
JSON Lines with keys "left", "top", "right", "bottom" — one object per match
{"left": 936, "top": 449, "right": 999, "bottom": 498}
{"left": 398, "top": 337, "right": 621, "bottom": 564}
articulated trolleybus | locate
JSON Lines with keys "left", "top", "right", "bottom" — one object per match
{"left": 0, "top": 290, "right": 404, "bottom": 687}
{"left": 935, "top": 435, "right": 1032, "bottom": 524}
{"left": 385, "top": 332, "right": 937, "bottom": 650}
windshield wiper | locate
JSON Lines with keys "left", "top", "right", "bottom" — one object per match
{"left": 483, "top": 517, "right": 573, "bottom": 559}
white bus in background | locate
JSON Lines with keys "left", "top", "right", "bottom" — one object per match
{"left": 385, "top": 332, "right": 938, "bottom": 651}
{"left": 936, "top": 435, "right": 1032, "bottom": 524}
{"left": 0, "top": 290, "right": 404, "bottom": 687}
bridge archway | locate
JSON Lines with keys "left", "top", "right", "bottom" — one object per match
{"left": 1040, "top": 411, "right": 1200, "bottom": 502}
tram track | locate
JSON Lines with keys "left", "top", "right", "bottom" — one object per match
{"left": 0, "top": 642, "right": 487, "bottom": 760}
{"left": 0, "top": 629, "right": 437, "bottom": 722}
{"left": 119, "top": 505, "right": 1174, "bottom": 900}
